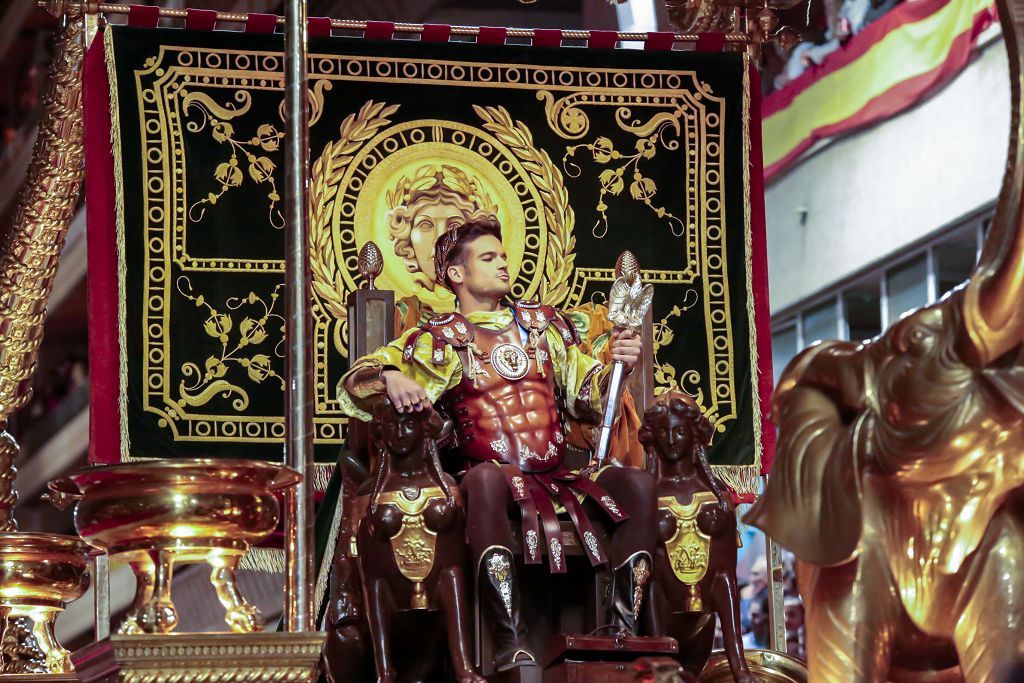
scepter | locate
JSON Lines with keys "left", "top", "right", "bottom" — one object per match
{"left": 593, "top": 251, "right": 653, "bottom": 468}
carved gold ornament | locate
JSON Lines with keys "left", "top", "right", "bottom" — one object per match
{"left": 375, "top": 486, "right": 453, "bottom": 609}
{"left": 659, "top": 492, "right": 717, "bottom": 585}
{"left": 71, "top": 632, "right": 325, "bottom": 683}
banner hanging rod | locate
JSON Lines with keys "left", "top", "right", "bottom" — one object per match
{"left": 40, "top": 2, "right": 751, "bottom": 44}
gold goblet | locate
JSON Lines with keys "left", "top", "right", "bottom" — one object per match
{"left": 0, "top": 531, "right": 94, "bottom": 674}
{"left": 50, "top": 459, "right": 300, "bottom": 635}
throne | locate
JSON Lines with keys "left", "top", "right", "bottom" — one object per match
{"left": 323, "top": 248, "right": 684, "bottom": 683}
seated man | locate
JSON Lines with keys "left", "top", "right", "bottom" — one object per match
{"left": 339, "top": 218, "right": 656, "bottom": 671}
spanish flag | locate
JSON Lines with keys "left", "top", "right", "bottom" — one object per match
{"left": 764, "top": 0, "right": 998, "bottom": 181}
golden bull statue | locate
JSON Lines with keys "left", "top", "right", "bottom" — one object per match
{"left": 745, "top": 0, "right": 1024, "bottom": 680}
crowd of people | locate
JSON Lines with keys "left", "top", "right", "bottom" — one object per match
{"left": 711, "top": 549, "right": 806, "bottom": 659}
{"left": 766, "top": 0, "right": 903, "bottom": 92}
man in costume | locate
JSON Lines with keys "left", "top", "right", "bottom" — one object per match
{"left": 339, "top": 218, "right": 656, "bottom": 670}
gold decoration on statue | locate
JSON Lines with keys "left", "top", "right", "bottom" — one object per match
{"left": 659, "top": 492, "right": 716, "bottom": 586}
{"left": 374, "top": 486, "right": 452, "bottom": 610}
{"left": 746, "top": 1, "right": 1024, "bottom": 679}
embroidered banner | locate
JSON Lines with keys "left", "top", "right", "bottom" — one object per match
{"left": 87, "top": 25, "right": 771, "bottom": 494}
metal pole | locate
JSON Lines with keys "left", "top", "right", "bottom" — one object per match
{"left": 283, "top": 0, "right": 313, "bottom": 633}
{"left": 92, "top": 553, "right": 110, "bottom": 641}
{"left": 762, "top": 475, "right": 787, "bottom": 653}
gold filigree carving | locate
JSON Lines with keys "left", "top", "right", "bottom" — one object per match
{"left": 659, "top": 492, "right": 717, "bottom": 585}
{"left": 0, "top": 8, "right": 87, "bottom": 533}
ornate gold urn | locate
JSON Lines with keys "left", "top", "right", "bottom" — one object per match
{"left": 50, "top": 459, "right": 299, "bottom": 635}
{"left": 0, "top": 531, "right": 94, "bottom": 675}
{"left": 699, "top": 649, "right": 808, "bottom": 682}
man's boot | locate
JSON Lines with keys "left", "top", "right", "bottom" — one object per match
{"left": 606, "top": 551, "right": 652, "bottom": 635}
{"left": 479, "top": 547, "right": 536, "bottom": 671}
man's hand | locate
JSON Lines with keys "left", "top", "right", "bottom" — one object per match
{"left": 609, "top": 327, "right": 642, "bottom": 373}
{"left": 382, "top": 370, "right": 430, "bottom": 412}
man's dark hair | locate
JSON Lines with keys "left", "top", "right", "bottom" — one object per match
{"left": 433, "top": 217, "right": 503, "bottom": 292}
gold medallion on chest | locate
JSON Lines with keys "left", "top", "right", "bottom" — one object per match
{"left": 490, "top": 343, "right": 530, "bottom": 380}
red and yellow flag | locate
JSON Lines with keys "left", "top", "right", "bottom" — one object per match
{"left": 764, "top": 0, "right": 998, "bottom": 181}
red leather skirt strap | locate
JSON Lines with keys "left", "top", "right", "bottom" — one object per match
{"left": 565, "top": 475, "right": 629, "bottom": 523}
{"left": 527, "top": 475, "right": 567, "bottom": 574}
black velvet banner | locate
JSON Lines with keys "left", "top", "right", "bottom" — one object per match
{"left": 98, "top": 26, "right": 767, "bottom": 492}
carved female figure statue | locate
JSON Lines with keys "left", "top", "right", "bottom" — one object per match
{"left": 639, "top": 392, "right": 763, "bottom": 683}
{"left": 386, "top": 164, "right": 498, "bottom": 292}
{"left": 354, "top": 399, "right": 484, "bottom": 683}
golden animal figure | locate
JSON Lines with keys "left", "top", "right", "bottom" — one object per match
{"left": 745, "top": 0, "right": 1024, "bottom": 679}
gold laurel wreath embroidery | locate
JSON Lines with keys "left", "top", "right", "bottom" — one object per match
{"left": 310, "top": 100, "right": 401, "bottom": 322}
{"left": 473, "top": 105, "right": 576, "bottom": 308}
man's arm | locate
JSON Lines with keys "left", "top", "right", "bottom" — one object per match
{"left": 337, "top": 329, "right": 462, "bottom": 421}
{"left": 549, "top": 326, "right": 641, "bottom": 421}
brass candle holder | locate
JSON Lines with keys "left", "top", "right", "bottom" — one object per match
{"left": 0, "top": 531, "right": 94, "bottom": 675}
{"left": 50, "top": 459, "right": 300, "bottom": 635}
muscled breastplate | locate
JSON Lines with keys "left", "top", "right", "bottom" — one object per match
{"left": 407, "top": 302, "right": 579, "bottom": 474}
{"left": 443, "top": 322, "right": 565, "bottom": 473}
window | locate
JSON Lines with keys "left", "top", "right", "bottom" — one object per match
{"left": 771, "top": 212, "right": 991, "bottom": 358}
{"left": 885, "top": 254, "right": 928, "bottom": 325}
{"left": 843, "top": 281, "right": 882, "bottom": 342}
{"left": 772, "top": 325, "right": 798, "bottom": 384}
{"left": 934, "top": 231, "right": 977, "bottom": 296}
{"left": 801, "top": 300, "right": 838, "bottom": 347}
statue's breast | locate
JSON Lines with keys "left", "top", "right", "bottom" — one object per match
{"left": 657, "top": 492, "right": 718, "bottom": 585}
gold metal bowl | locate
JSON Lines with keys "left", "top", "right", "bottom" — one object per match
{"left": 0, "top": 531, "right": 95, "bottom": 674}
{"left": 50, "top": 459, "right": 300, "bottom": 635}
{"left": 699, "top": 649, "right": 808, "bottom": 682}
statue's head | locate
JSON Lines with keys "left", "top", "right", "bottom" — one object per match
{"left": 639, "top": 391, "right": 714, "bottom": 463}
{"left": 385, "top": 165, "right": 498, "bottom": 291}
{"left": 369, "top": 399, "right": 443, "bottom": 457}
{"left": 434, "top": 218, "right": 510, "bottom": 301}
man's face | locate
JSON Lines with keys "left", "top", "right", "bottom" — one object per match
{"left": 410, "top": 202, "right": 463, "bottom": 286}
{"left": 449, "top": 234, "right": 511, "bottom": 300}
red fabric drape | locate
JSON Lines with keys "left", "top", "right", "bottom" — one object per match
{"left": 84, "top": 30, "right": 121, "bottom": 464}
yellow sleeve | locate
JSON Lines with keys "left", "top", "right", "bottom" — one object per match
{"left": 546, "top": 326, "right": 609, "bottom": 421}
{"left": 336, "top": 327, "right": 463, "bottom": 422}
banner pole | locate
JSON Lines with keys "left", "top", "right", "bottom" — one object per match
{"left": 283, "top": 0, "right": 314, "bottom": 633}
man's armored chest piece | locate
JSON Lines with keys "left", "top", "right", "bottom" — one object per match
{"left": 413, "top": 303, "right": 576, "bottom": 473}
{"left": 658, "top": 491, "right": 718, "bottom": 611}
{"left": 447, "top": 321, "right": 565, "bottom": 472}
